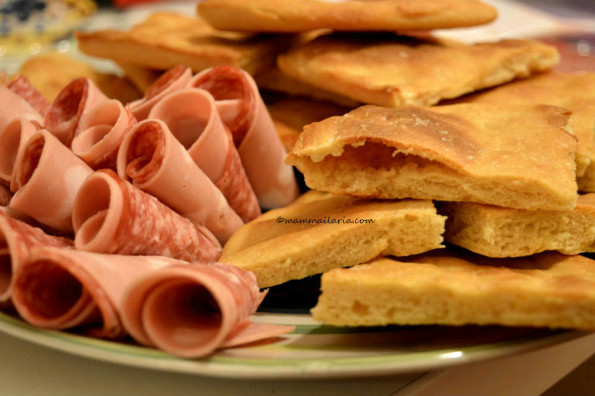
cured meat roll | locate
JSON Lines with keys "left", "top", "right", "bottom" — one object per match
{"left": 0, "top": 185, "right": 10, "bottom": 207}
{"left": 121, "top": 262, "right": 294, "bottom": 357}
{"left": 0, "top": 86, "right": 43, "bottom": 133}
{"left": 0, "top": 118, "right": 41, "bottom": 186}
{"left": 188, "top": 66, "right": 299, "bottom": 209}
{"left": 44, "top": 77, "right": 108, "bottom": 146}
{"left": 11, "top": 246, "right": 178, "bottom": 338}
{"left": 128, "top": 65, "right": 192, "bottom": 121}
{"left": 117, "top": 119, "right": 243, "bottom": 244}
{"left": 10, "top": 130, "right": 93, "bottom": 233}
{"left": 72, "top": 169, "right": 222, "bottom": 262}
{"left": 147, "top": 88, "right": 260, "bottom": 222}
{"left": 0, "top": 213, "right": 72, "bottom": 306}
{"left": 72, "top": 99, "right": 137, "bottom": 170}
{"left": 8, "top": 75, "right": 50, "bottom": 117}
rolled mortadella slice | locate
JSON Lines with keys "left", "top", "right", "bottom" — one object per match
{"left": 0, "top": 212, "right": 72, "bottom": 306}
{"left": 10, "top": 130, "right": 93, "bottom": 233}
{"left": 189, "top": 66, "right": 299, "bottom": 209}
{"left": 121, "top": 262, "right": 294, "bottom": 358}
{"left": 72, "top": 99, "right": 137, "bottom": 170}
{"left": 44, "top": 77, "right": 108, "bottom": 146}
{"left": 12, "top": 246, "right": 180, "bottom": 338}
{"left": 117, "top": 119, "right": 243, "bottom": 244}
{"left": 147, "top": 88, "right": 260, "bottom": 222}
{"left": 0, "top": 117, "right": 41, "bottom": 185}
{"left": 128, "top": 65, "right": 192, "bottom": 121}
{"left": 72, "top": 169, "right": 222, "bottom": 262}
{"left": 0, "top": 86, "right": 43, "bottom": 133}
{"left": 8, "top": 75, "right": 50, "bottom": 117}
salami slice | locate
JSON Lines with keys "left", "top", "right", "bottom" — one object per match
{"left": 0, "top": 86, "right": 43, "bottom": 133}
{"left": 188, "top": 66, "right": 299, "bottom": 209}
{"left": 10, "top": 130, "right": 93, "bottom": 234}
{"left": 128, "top": 65, "right": 192, "bottom": 121}
{"left": 0, "top": 212, "right": 72, "bottom": 307}
{"left": 116, "top": 119, "right": 243, "bottom": 244}
{"left": 121, "top": 262, "right": 293, "bottom": 358}
{"left": 0, "top": 184, "right": 10, "bottom": 207}
{"left": 0, "top": 117, "right": 41, "bottom": 185}
{"left": 11, "top": 246, "right": 179, "bottom": 338}
{"left": 8, "top": 75, "right": 50, "bottom": 117}
{"left": 147, "top": 88, "right": 260, "bottom": 222}
{"left": 72, "top": 99, "right": 138, "bottom": 170}
{"left": 44, "top": 78, "right": 108, "bottom": 146}
{"left": 72, "top": 169, "right": 221, "bottom": 262}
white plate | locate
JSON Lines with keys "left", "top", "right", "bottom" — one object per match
{"left": 0, "top": 310, "right": 582, "bottom": 379}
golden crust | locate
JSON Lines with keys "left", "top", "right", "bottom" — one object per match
{"left": 287, "top": 103, "right": 578, "bottom": 210}
{"left": 439, "top": 193, "right": 595, "bottom": 257}
{"left": 312, "top": 250, "right": 595, "bottom": 330}
{"left": 456, "top": 71, "right": 595, "bottom": 179}
{"left": 76, "top": 12, "right": 296, "bottom": 75}
{"left": 198, "top": 0, "right": 497, "bottom": 33}
{"left": 277, "top": 35, "right": 559, "bottom": 107}
{"left": 221, "top": 190, "right": 445, "bottom": 288}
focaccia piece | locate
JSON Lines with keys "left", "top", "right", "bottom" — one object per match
{"left": 76, "top": 12, "right": 296, "bottom": 76}
{"left": 277, "top": 34, "right": 559, "bottom": 107}
{"left": 286, "top": 103, "right": 578, "bottom": 211}
{"left": 221, "top": 190, "right": 445, "bottom": 288}
{"left": 312, "top": 250, "right": 595, "bottom": 330}
{"left": 439, "top": 194, "right": 595, "bottom": 257}
{"left": 456, "top": 71, "right": 595, "bottom": 179}
{"left": 198, "top": 0, "right": 497, "bottom": 33}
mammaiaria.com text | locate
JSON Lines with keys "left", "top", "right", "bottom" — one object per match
{"left": 276, "top": 216, "right": 375, "bottom": 225}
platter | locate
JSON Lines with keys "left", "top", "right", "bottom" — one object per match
{"left": 0, "top": 308, "right": 583, "bottom": 379}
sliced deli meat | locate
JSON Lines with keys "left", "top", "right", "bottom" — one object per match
{"left": 72, "top": 169, "right": 222, "bottom": 262}
{"left": 189, "top": 66, "right": 299, "bottom": 209}
{"left": 8, "top": 75, "right": 50, "bottom": 117}
{"left": 10, "top": 130, "right": 93, "bottom": 233}
{"left": 121, "top": 262, "right": 294, "bottom": 358}
{"left": 0, "top": 212, "right": 72, "bottom": 306}
{"left": 0, "top": 185, "right": 10, "bottom": 207}
{"left": 117, "top": 119, "right": 243, "bottom": 244}
{"left": 0, "top": 86, "right": 43, "bottom": 133}
{"left": 12, "top": 246, "right": 178, "bottom": 338}
{"left": 0, "top": 118, "right": 41, "bottom": 185}
{"left": 72, "top": 99, "right": 138, "bottom": 170}
{"left": 128, "top": 65, "right": 193, "bottom": 121}
{"left": 147, "top": 88, "right": 260, "bottom": 222}
{"left": 44, "top": 77, "right": 108, "bottom": 146}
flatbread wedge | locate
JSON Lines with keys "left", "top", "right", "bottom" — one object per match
{"left": 198, "top": 0, "right": 498, "bottom": 33}
{"left": 439, "top": 194, "right": 595, "bottom": 257}
{"left": 221, "top": 190, "right": 445, "bottom": 288}
{"left": 312, "top": 250, "right": 595, "bottom": 330}
{"left": 286, "top": 103, "right": 578, "bottom": 211}
{"left": 277, "top": 34, "right": 559, "bottom": 107}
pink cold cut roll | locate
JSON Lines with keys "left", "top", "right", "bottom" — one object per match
{"left": 121, "top": 262, "right": 294, "bottom": 358}
{"left": 72, "top": 99, "right": 138, "bottom": 170}
{"left": 72, "top": 169, "right": 222, "bottom": 263}
{"left": 116, "top": 119, "right": 243, "bottom": 244}
{"left": 12, "top": 246, "right": 179, "bottom": 338}
{"left": 147, "top": 88, "right": 260, "bottom": 222}
{"left": 8, "top": 76, "right": 50, "bottom": 117}
{"left": 0, "top": 86, "right": 43, "bottom": 133}
{"left": 10, "top": 130, "right": 93, "bottom": 234}
{"left": 44, "top": 77, "right": 108, "bottom": 146}
{"left": 0, "top": 117, "right": 41, "bottom": 186}
{"left": 188, "top": 66, "right": 299, "bottom": 209}
{"left": 0, "top": 212, "right": 72, "bottom": 307}
{"left": 128, "top": 65, "right": 192, "bottom": 121}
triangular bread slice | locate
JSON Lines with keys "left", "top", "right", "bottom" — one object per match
{"left": 438, "top": 194, "right": 595, "bottom": 257}
{"left": 286, "top": 103, "right": 578, "bottom": 211}
{"left": 312, "top": 250, "right": 595, "bottom": 330}
{"left": 221, "top": 190, "right": 445, "bottom": 288}
{"left": 197, "top": 0, "right": 497, "bottom": 33}
{"left": 277, "top": 34, "right": 559, "bottom": 107}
